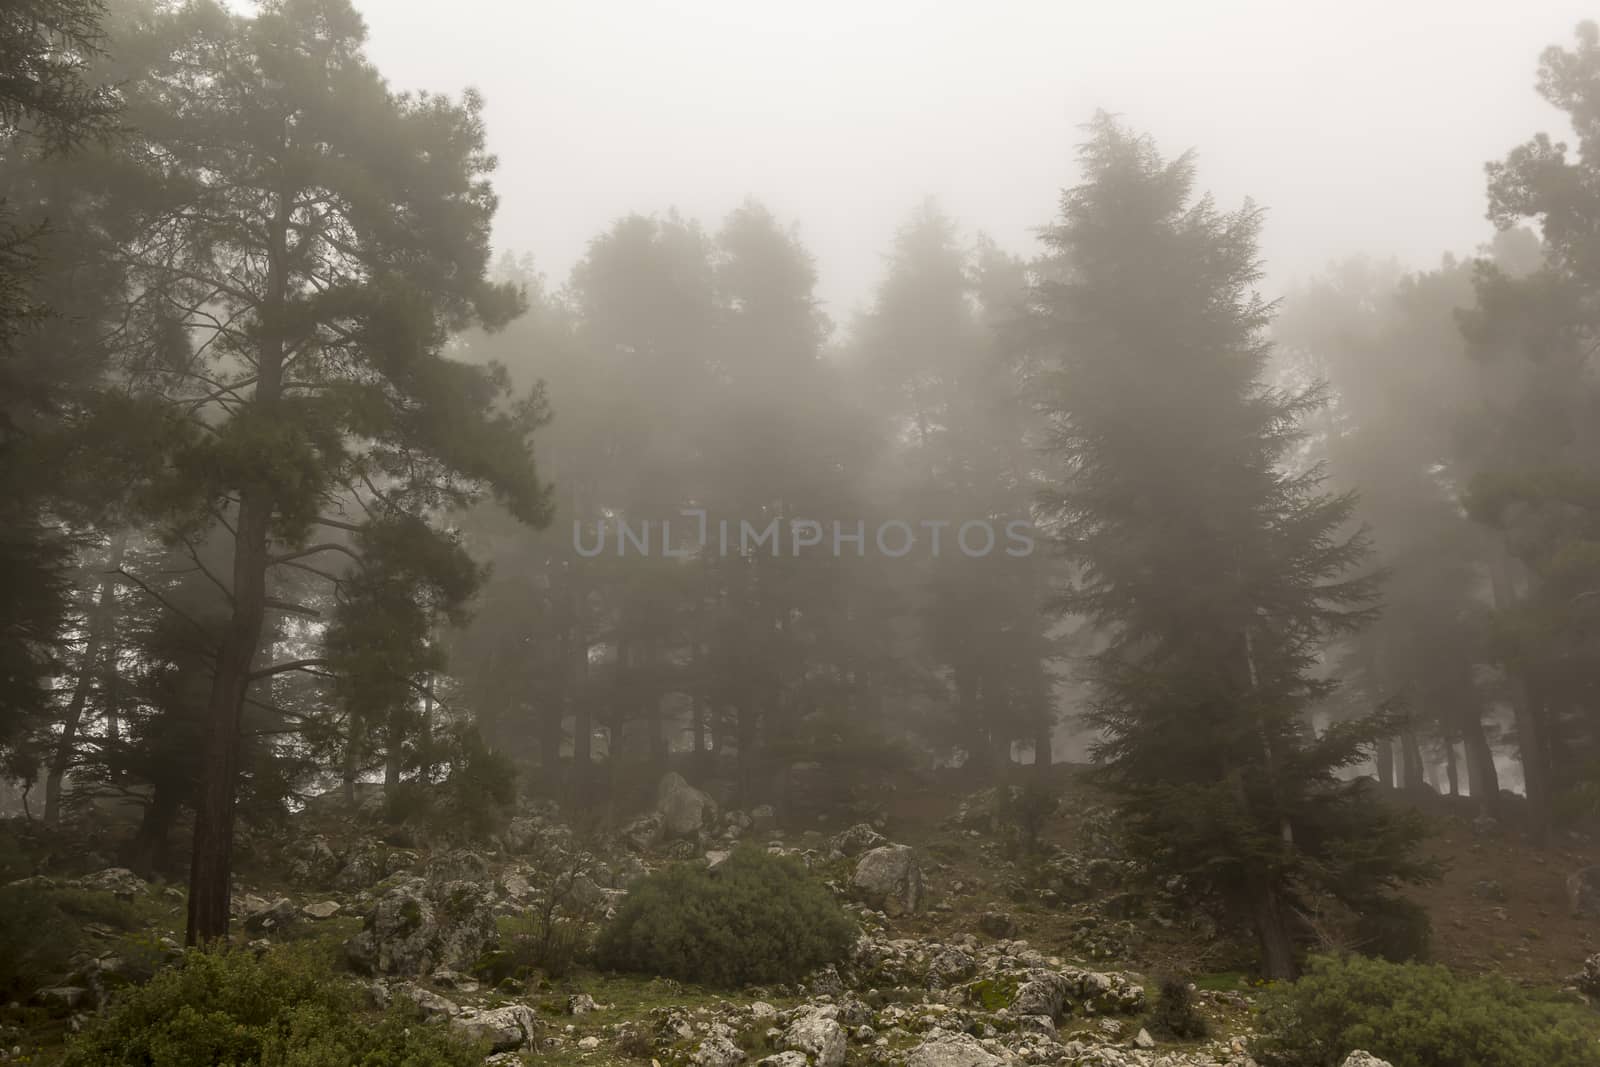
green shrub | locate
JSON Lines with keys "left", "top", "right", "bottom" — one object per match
{"left": 1146, "top": 976, "right": 1209, "bottom": 1041}
{"left": 595, "top": 847, "right": 856, "bottom": 987}
{"left": 477, "top": 912, "right": 588, "bottom": 985}
{"left": 62, "top": 944, "right": 487, "bottom": 1067}
{"left": 1352, "top": 896, "right": 1432, "bottom": 963}
{"left": 1252, "top": 954, "right": 1600, "bottom": 1067}
{"left": 0, "top": 883, "right": 147, "bottom": 1000}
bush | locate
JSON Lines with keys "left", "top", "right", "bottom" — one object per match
{"left": 1146, "top": 976, "right": 1209, "bottom": 1041}
{"left": 0, "top": 884, "right": 143, "bottom": 1001}
{"left": 62, "top": 944, "right": 488, "bottom": 1067}
{"left": 1352, "top": 896, "right": 1431, "bottom": 963}
{"left": 595, "top": 847, "right": 856, "bottom": 987}
{"left": 477, "top": 912, "right": 588, "bottom": 985}
{"left": 1252, "top": 954, "right": 1600, "bottom": 1067}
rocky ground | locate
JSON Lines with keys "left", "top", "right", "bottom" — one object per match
{"left": 3, "top": 767, "right": 1598, "bottom": 1066}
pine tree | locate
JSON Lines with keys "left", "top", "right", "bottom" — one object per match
{"left": 96, "top": 0, "right": 551, "bottom": 943}
{"left": 1031, "top": 116, "right": 1433, "bottom": 978}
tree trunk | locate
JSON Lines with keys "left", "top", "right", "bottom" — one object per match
{"left": 1443, "top": 738, "right": 1459, "bottom": 797}
{"left": 1459, "top": 702, "right": 1499, "bottom": 811}
{"left": 44, "top": 533, "right": 127, "bottom": 825}
{"left": 128, "top": 784, "right": 179, "bottom": 879}
{"left": 1400, "top": 729, "right": 1426, "bottom": 792}
{"left": 185, "top": 485, "right": 271, "bottom": 945}
{"left": 384, "top": 712, "right": 403, "bottom": 794}
{"left": 1033, "top": 708, "right": 1052, "bottom": 782}
{"left": 1486, "top": 540, "right": 1551, "bottom": 836}
{"left": 342, "top": 711, "right": 363, "bottom": 807}
{"left": 185, "top": 188, "right": 288, "bottom": 947}
{"left": 1375, "top": 738, "right": 1395, "bottom": 789}
{"left": 1249, "top": 875, "right": 1299, "bottom": 980}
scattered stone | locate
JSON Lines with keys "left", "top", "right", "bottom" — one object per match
{"left": 301, "top": 900, "right": 341, "bottom": 920}
{"left": 77, "top": 868, "right": 146, "bottom": 900}
{"left": 577, "top": 1036, "right": 601, "bottom": 1050}
{"left": 569, "top": 993, "right": 599, "bottom": 1014}
{"left": 1133, "top": 1027, "right": 1155, "bottom": 1049}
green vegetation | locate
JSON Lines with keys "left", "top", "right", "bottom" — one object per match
{"left": 1252, "top": 955, "right": 1600, "bottom": 1067}
{"left": 61, "top": 945, "right": 487, "bottom": 1067}
{"left": 595, "top": 848, "right": 856, "bottom": 987}
{"left": 0, "top": 885, "right": 154, "bottom": 1001}
{"left": 1146, "top": 976, "right": 1210, "bottom": 1041}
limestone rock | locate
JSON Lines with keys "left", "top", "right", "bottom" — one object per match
{"left": 780, "top": 1008, "right": 845, "bottom": 1067}
{"left": 657, "top": 772, "right": 718, "bottom": 839}
{"left": 851, "top": 844, "right": 922, "bottom": 915}
{"left": 904, "top": 1032, "right": 1004, "bottom": 1067}
{"left": 450, "top": 1003, "right": 538, "bottom": 1052}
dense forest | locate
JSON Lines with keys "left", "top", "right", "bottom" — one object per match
{"left": 6, "top": 3, "right": 1600, "bottom": 1066}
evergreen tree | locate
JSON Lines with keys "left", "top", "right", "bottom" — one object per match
{"left": 1457, "top": 21, "right": 1600, "bottom": 834}
{"left": 1030, "top": 116, "right": 1432, "bottom": 978}
{"left": 99, "top": 0, "right": 551, "bottom": 943}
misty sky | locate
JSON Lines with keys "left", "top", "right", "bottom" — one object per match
{"left": 356, "top": 0, "right": 1587, "bottom": 321}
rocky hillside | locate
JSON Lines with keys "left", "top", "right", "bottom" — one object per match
{"left": 2, "top": 768, "right": 1598, "bottom": 1067}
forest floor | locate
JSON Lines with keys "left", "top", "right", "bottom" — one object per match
{"left": 3, "top": 763, "right": 1597, "bottom": 1065}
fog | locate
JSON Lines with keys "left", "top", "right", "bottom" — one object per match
{"left": 9, "top": 0, "right": 1600, "bottom": 1003}
{"left": 357, "top": 0, "right": 1587, "bottom": 313}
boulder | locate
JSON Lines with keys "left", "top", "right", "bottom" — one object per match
{"left": 450, "top": 1004, "right": 538, "bottom": 1053}
{"left": 780, "top": 1008, "right": 845, "bottom": 1067}
{"left": 622, "top": 812, "right": 665, "bottom": 851}
{"left": 392, "top": 982, "right": 459, "bottom": 1022}
{"left": 852, "top": 844, "right": 922, "bottom": 914}
{"left": 828, "top": 823, "right": 887, "bottom": 857}
{"left": 693, "top": 1035, "right": 746, "bottom": 1067}
{"left": 657, "top": 772, "right": 718, "bottom": 839}
{"left": 569, "top": 992, "right": 599, "bottom": 1014}
{"left": 1569, "top": 952, "right": 1600, "bottom": 998}
{"left": 1011, "top": 972, "right": 1073, "bottom": 1018}
{"left": 302, "top": 900, "right": 341, "bottom": 920}
{"left": 1568, "top": 866, "right": 1600, "bottom": 918}
{"left": 346, "top": 877, "right": 497, "bottom": 977}
{"left": 242, "top": 897, "right": 297, "bottom": 934}
{"left": 424, "top": 849, "right": 491, "bottom": 885}
{"left": 77, "top": 868, "right": 146, "bottom": 900}
{"left": 976, "top": 911, "right": 1016, "bottom": 939}
{"left": 904, "top": 1032, "right": 1004, "bottom": 1067}
{"left": 1341, "top": 1054, "right": 1394, "bottom": 1067}
{"left": 333, "top": 847, "right": 384, "bottom": 891}
{"left": 930, "top": 946, "right": 976, "bottom": 980}
{"left": 757, "top": 1055, "right": 809, "bottom": 1067}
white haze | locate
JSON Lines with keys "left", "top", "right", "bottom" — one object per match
{"left": 355, "top": 0, "right": 1588, "bottom": 318}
